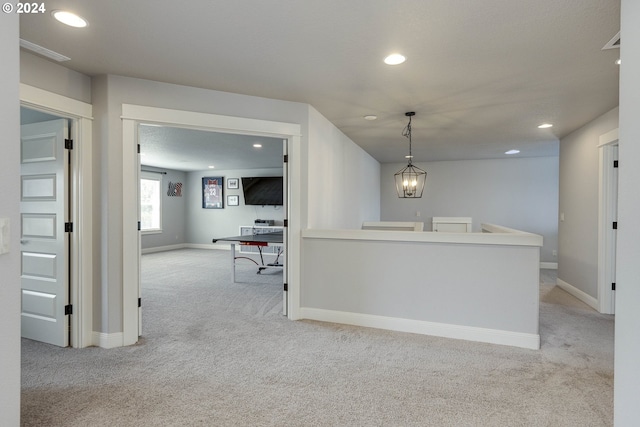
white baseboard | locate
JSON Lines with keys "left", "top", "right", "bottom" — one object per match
{"left": 187, "top": 243, "right": 230, "bottom": 250}
{"left": 556, "top": 278, "right": 599, "bottom": 311}
{"left": 141, "top": 243, "right": 188, "bottom": 254}
{"left": 299, "top": 307, "right": 540, "bottom": 350}
{"left": 92, "top": 332, "right": 124, "bottom": 349}
{"left": 142, "top": 244, "right": 232, "bottom": 253}
{"left": 143, "top": 244, "right": 281, "bottom": 253}
{"left": 540, "top": 262, "right": 558, "bottom": 270}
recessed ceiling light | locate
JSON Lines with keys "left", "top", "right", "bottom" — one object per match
{"left": 384, "top": 53, "right": 406, "bottom": 65}
{"left": 364, "top": 115, "right": 377, "bottom": 121}
{"left": 253, "top": 143, "right": 262, "bottom": 148}
{"left": 538, "top": 123, "right": 553, "bottom": 129}
{"left": 505, "top": 149, "right": 520, "bottom": 155}
{"left": 52, "top": 10, "right": 88, "bottom": 28}
{"left": 208, "top": 165, "right": 215, "bottom": 169}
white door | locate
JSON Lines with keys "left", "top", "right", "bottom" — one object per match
{"left": 20, "top": 119, "right": 70, "bottom": 347}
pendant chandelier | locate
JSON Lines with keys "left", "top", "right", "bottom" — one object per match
{"left": 394, "top": 112, "right": 427, "bottom": 198}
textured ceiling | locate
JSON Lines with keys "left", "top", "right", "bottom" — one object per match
{"left": 138, "top": 125, "right": 283, "bottom": 172}
{"left": 19, "top": 0, "right": 620, "bottom": 165}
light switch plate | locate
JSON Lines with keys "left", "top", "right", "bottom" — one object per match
{"left": 0, "top": 218, "right": 9, "bottom": 255}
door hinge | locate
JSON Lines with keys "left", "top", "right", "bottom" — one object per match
{"left": 283, "top": 283, "right": 288, "bottom": 292}
{"left": 64, "top": 305, "right": 72, "bottom": 315}
{"left": 138, "top": 297, "right": 142, "bottom": 308}
{"left": 612, "top": 283, "right": 616, "bottom": 291}
{"left": 65, "top": 139, "right": 73, "bottom": 150}
{"left": 283, "top": 154, "right": 288, "bottom": 163}
{"left": 613, "top": 221, "right": 618, "bottom": 230}
{"left": 65, "top": 222, "right": 73, "bottom": 232}
{"left": 283, "top": 219, "right": 288, "bottom": 227}
{"left": 138, "top": 221, "right": 141, "bottom": 231}
{"left": 614, "top": 160, "right": 618, "bottom": 168}
{"left": 137, "top": 144, "right": 141, "bottom": 154}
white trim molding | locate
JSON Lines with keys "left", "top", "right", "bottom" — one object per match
{"left": 540, "top": 262, "right": 558, "bottom": 270}
{"left": 92, "top": 332, "right": 125, "bottom": 349}
{"left": 141, "top": 244, "right": 188, "bottom": 254}
{"left": 20, "top": 84, "right": 92, "bottom": 120}
{"left": 556, "top": 278, "right": 599, "bottom": 311}
{"left": 299, "top": 308, "right": 540, "bottom": 350}
{"left": 598, "top": 128, "right": 619, "bottom": 147}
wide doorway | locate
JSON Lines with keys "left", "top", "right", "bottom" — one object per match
{"left": 137, "top": 123, "right": 288, "bottom": 337}
{"left": 121, "top": 105, "right": 302, "bottom": 346}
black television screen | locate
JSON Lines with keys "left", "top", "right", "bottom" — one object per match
{"left": 241, "top": 176, "right": 283, "bottom": 206}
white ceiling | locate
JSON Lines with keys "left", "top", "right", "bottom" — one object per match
{"left": 138, "top": 125, "right": 283, "bottom": 172}
{"left": 19, "top": 0, "right": 620, "bottom": 165}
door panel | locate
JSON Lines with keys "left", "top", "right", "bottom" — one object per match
{"left": 20, "top": 119, "right": 69, "bottom": 347}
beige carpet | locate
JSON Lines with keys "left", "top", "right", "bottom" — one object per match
{"left": 21, "top": 250, "right": 614, "bottom": 426}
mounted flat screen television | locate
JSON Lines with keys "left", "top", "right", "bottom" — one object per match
{"left": 241, "top": 176, "right": 283, "bottom": 206}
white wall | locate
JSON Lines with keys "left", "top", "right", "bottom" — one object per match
{"left": 0, "top": 13, "right": 21, "bottom": 426}
{"left": 307, "top": 106, "right": 381, "bottom": 229}
{"left": 381, "top": 157, "right": 559, "bottom": 262}
{"left": 20, "top": 52, "right": 92, "bottom": 104}
{"left": 141, "top": 167, "right": 187, "bottom": 250}
{"left": 186, "top": 168, "right": 285, "bottom": 245}
{"left": 91, "top": 76, "right": 108, "bottom": 331}
{"left": 615, "top": 1, "right": 640, "bottom": 424}
{"left": 558, "top": 107, "right": 619, "bottom": 299}
{"left": 301, "top": 229, "right": 541, "bottom": 349}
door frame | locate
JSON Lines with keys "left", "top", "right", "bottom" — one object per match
{"left": 20, "top": 84, "right": 94, "bottom": 348}
{"left": 282, "top": 138, "right": 289, "bottom": 316}
{"left": 598, "top": 128, "right": 619, "bottom": 314}
{"left": 121, "top": 104, "right": 302, "bottom": 346}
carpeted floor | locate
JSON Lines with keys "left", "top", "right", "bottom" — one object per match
{"left": 21, "top": 249, "right": 614, "bottom": 426}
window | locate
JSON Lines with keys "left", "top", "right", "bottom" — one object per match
{"left": 140, "top": 171, "right": 162, "bottom": 233}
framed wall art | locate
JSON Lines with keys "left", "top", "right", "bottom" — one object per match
{"left": 227, "top": 178, "right": 239, "bottom": 189}
{"left": 202, "top": 177, "right": 224, "bottom": 208}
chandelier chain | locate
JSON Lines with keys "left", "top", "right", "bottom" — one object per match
{"left": 402, "top": 115, "right": 413, "bottom": 164}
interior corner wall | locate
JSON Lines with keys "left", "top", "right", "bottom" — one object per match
{"left": 615, "top": 1, "right": 640, "bottom": 423}
{"left": 185, "top": 169, "right": 284, "bottom": 246}
{"left": 306, "top": 106, "right": 381, "bottom": 229}
{"left": 557, "top": 107, "right": 619, "bottom": 298}
{"left": 141, "top": 168, "right": 187, "bottom": 250}
{"left": 0, "top": 13, "right": 21, "bottom": 426}
{"left": 380, "top": 157, "right": 559, "bottom": 262}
